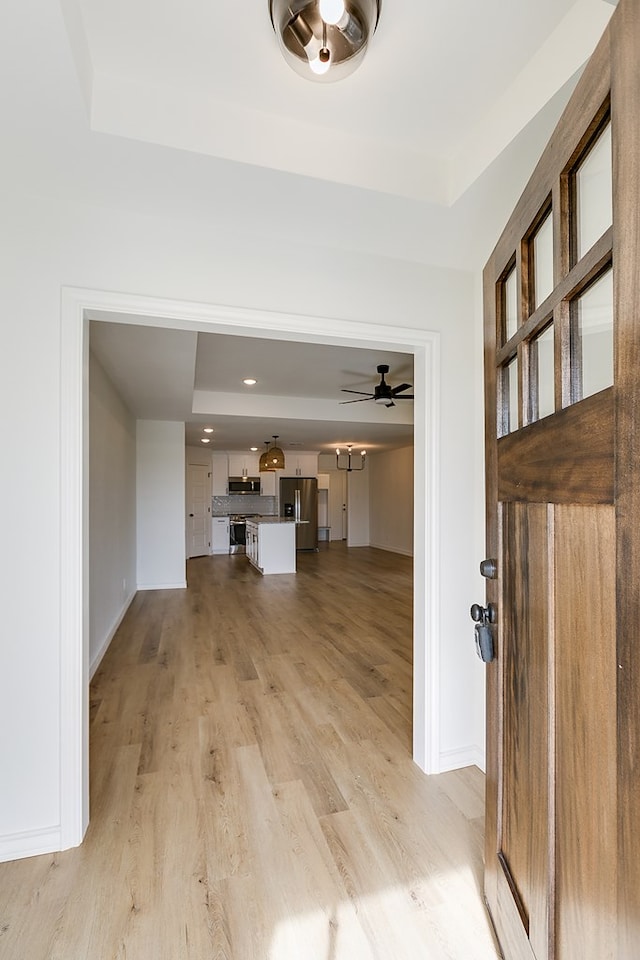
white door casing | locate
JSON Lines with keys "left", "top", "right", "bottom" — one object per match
{"left": 60, "top": 286, "right": 440, "bottom": 851}
{"left": 186, "top": 460, "right": 211, "bottom": 558}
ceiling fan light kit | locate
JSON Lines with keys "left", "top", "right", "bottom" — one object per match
{"left": 269, "top": 0, "right": 381, "bottom": 82}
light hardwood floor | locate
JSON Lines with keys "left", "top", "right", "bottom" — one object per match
{"left": 0, "top": 544, "right": 499, "bottom": 959}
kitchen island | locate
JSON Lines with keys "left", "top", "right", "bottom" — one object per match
{"left": 245, "top": 517, "right": 301, "bottom": 575}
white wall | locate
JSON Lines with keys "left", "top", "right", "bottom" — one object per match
{"left": 186, "top": 446, "right": 213, "bottom": 469}
{"left": 2, "top": 0, "right": 579, "bottom": 858}
{"left": 89, "top": 351, "right": 137, "bottom": 675}
{"left": 369, "top": 447, "right": 413, "bottom": 556}
{"left": 136, "top": 421, "right": 186, "bottom": 590}
{"left": 0, "top": 186, "right": 483, "bottom": 854}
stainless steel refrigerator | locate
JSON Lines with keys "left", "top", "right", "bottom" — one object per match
{"left": 280, "top": 477, "right": 318, "bottom": 551}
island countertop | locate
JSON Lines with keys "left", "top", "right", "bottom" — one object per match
{"left": 246, "top": 517, "right": 309, "bottom": 525}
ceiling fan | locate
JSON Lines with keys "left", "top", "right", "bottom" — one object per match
{"left": 340, "top": 364, "right": 414, "bottom": 407}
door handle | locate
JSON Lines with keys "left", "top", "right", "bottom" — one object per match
{"left": 470, "top": 603, "right": 496, "bottom": 662}
{"left": 471, "top": 602, "right": 497, "bottom": 624}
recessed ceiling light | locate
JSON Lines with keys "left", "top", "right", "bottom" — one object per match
{"left": 250, "top": 447, "right": 258, "bottom": 452}
{"left": 200, "top": 438, "right": 211, "bottom": 444}
{"left": 243, "top": 378, "right": 257, "bottom": 386}
{"left": 203, "top": 427, "right": 214, "bottom": 433}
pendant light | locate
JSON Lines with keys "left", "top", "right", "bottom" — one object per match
{"left": 267, "top": 435, "right": 286, "bottom": 470}
{"left": 259, "top": 440, "right": 274, "bottom": 473}
{"left": 269, "top": 0, "right": 381, "bottom": 83}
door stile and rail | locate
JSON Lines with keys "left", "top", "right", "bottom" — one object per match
{"left": 478, "top": 6, "right": 640, "bottom": 957}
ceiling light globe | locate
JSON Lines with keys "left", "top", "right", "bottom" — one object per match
{"left": 269, "top": 0, "right": 380, "bottom": 83}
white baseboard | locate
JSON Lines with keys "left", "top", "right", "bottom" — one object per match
{"left": 90, "top": 589, "right": 137, "bottom": 679}
{"left": 137, "top": 581, "right": 187, "bottom": 591}
{"left": 368, "top": 541, "right": 414, "bottom": 557}
{"left": 438, "top": 744, "right": 485, "bottom": 773}
{"left": 0, "top": 825, "right": 62, "bottom": 864}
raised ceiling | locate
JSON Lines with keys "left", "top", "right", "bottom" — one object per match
{"left": 73, "top": 2, "right": 614, "bottom": 453}
{"left": 65, "top": 0, "right": 614, "bottom": 204}
{"left": 90, "top": 322, "right": 415, "bottom": 454}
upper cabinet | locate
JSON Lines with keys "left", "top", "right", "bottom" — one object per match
{"left": 282, "top": 452, "right": 318, "bottom": 477}
{"left": 227, "top": 452, "right": 260, "bottom": 477}
{"left": 211, "top": 453, "right": 229, "bottom": 495}
{"left": 211, "top": 450, "right": 317, "bottom": 495}
{"left": 260, "top": 471, "right": 277, "bottom": 497}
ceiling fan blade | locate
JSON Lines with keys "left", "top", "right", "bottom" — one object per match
{"left": 339, "top": 396, "right": 375, "bottom": 404}
{"left": 391, "top": 383, "right": 412, "bottom": 395}
{"left": 393, "top": 393, "right": 414, "bottom": 400}
{"left": 341, "top": 389, "right": 375, "bottom": 397}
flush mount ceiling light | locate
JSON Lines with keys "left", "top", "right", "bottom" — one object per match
{"left": 269, "top": 0, "right": 381, "bottom": 82}
{"left": 243, "top": 378, "right": 257, "bottom": 386}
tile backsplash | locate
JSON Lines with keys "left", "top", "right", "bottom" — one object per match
{"left": 212, "top": 495, "right": 277, "bottom": 516}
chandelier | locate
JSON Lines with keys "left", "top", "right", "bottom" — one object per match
{"left": 336, "top": 445, "right": 366, "bottom": 471}
{"left": 269, "top": 0, "right": 381, "bottom": 82}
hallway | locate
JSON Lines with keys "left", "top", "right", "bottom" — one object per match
{"left": 0, "top": 545, "right": 498, "bottom": 959}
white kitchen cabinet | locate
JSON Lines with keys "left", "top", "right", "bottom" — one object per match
{"left": 245, "top": 519, "right": 296, "bottom": 575}
{"left": 283, "top": 452, "right": 318, "bottom": 477}
{"left": 260, "top": 470, "right": 277, "bottom": 496}
{"left": 227, "top": 452, "right": 260, "bottom": 477}
{"left": 211, "top": 453, "right": 229, "bottom": 495}
{"left": 211, "top": 516, "right": 230, "bottom": 554}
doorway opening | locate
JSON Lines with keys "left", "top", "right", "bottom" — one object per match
{"left": 59, "top": 287, "right": 440, "bottom": 848}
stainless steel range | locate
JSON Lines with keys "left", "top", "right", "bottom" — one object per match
{"left": 229, "top": 515, "right": 259, "bottom": 554}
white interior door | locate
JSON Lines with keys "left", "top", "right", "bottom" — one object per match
{"left": 186, "top": 460, "right": 211, "bottom": 558}
{"left": 328, "top": 470, "right": 347, "bottom": 540}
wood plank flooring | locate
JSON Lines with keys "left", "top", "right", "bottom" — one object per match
{"left": 0, "top": 544, "right": 499, "bottom": 959}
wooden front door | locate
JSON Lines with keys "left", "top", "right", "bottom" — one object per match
{"left": 482, "top": 2, "right": 640, "bottom": 957}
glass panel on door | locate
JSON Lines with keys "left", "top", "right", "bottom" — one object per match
{"left": 533, "top": 212, "right": 554, "bottom": 309}
{"left": 505, "top": 266, "right": 518, "bottom": 342}
{"left": 531, "top": 322, "right": 555, "bottom": 422}
{"left": 503, "top": 356, "right": 519, "bottom": 435}
{"left": 573, "top": 268, "right": 614, "bottom": 401}
{"left": 575, "top": 122, "right": 612, "bottom": 261}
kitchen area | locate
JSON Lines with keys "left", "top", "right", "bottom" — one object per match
{"left": 208, "top": 449, "right": 331, "bottom": 575}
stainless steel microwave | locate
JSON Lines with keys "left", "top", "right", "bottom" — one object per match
{"left": 228, "top": 477, "right": 261, "bottom": 494}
